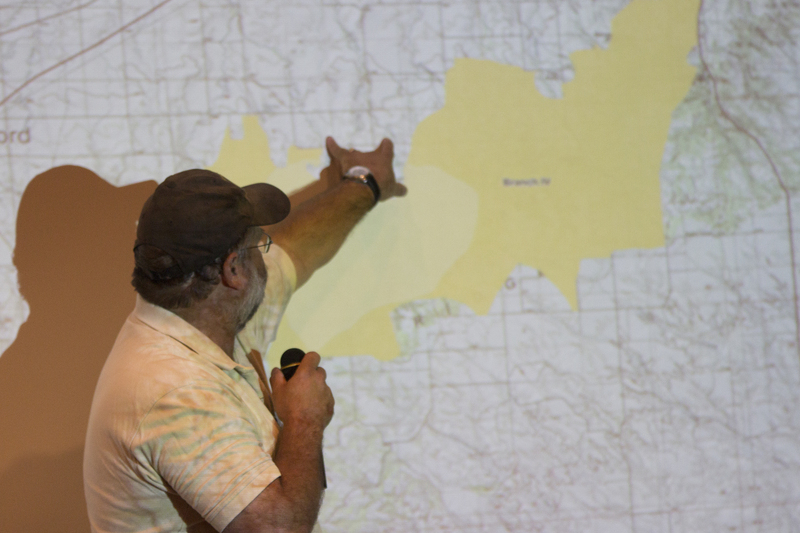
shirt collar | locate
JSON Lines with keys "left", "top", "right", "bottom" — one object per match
{"left": 132, "top": 295, "right": 239, "bottom": 372}
{"left": 131, "top": 296, "right": 266, "bottom": 402}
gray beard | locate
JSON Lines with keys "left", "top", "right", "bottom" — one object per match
{"left": 235, "top": 266, "right": 266, "bottom": 332}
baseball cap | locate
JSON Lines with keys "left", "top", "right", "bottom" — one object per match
{"left": 134, "top": 169, "right": 290, "bottom": 275}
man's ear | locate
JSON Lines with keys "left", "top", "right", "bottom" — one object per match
{"left": 221, "top": 250, "right": 246, "bottom": 290}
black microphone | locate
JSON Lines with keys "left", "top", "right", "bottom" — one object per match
{"left": 278, "top": 348, "right": 327, "bottom": 488}
{"left": 280, "top": 347, "right": 305, "bottom": 380}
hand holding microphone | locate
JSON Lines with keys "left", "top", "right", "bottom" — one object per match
{"left": 271, "top": 349, "right": 334, "bottom": 427}
{"left": 270, "top": 348, "right": 332, "bottom": 488}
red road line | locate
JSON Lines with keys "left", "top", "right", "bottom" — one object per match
{"left": 0, "top": 0, "right": 100, "bottom": 38}
{"left": 695, "top": 0, "right": 800, "bottom": 364}
{"left": 0, "top": 0, "right": 175, "bottom": 109}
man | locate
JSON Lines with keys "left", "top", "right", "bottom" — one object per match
{"left": 83, "top": 137, "right": 406, "bottom": 533}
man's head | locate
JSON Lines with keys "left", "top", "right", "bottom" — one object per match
{"left": 132, "top": 169, "right": 289, "bottom": 311}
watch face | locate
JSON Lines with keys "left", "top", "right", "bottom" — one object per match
{"left": 344, "top": 166, "right": 371, "bottom": 179}
{"left": 342, "top": 165, "right": 380, "bottom": 203}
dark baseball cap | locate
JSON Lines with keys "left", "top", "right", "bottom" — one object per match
{"left": 134, "top": 169, "right": 290, "bottom": 275}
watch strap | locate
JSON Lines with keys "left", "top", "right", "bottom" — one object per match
{"left": 343, "top": 166, "right": 380, "bottom": 204}
{"left": 362, "top": 173, "right": 381, "bottom": 204}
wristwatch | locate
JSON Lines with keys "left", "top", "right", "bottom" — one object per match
{"left": 343, "top": 166, "right": 380, "bottom": 204}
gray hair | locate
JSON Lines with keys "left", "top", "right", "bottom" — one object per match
{"left": 131, "top": 226, "right": 261, "bottom": 309}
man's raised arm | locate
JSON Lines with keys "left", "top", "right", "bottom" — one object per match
{"left": 267, "top": 136, "right": 407, "bottom": 288}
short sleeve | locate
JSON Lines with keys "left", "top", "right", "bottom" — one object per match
{"left": 235, "top": 243, "right": 296, "bottom": 362}
{"left": 134, "top": 380, "right": 281, "bottom": 531}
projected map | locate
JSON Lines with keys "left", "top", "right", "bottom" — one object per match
{"left": 1, "top": 0, "right": 799, "bottom": 530}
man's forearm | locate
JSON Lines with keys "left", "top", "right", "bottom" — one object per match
{"left": 269, "top": 420, "right": 326, "bottom": 532}
{"left": 269, "top": 179, "right": 374, "bottom": 287}
{"left": 284, "top": 156, "right": 341, "bottom": 209}
{"left": 222, "top": 421, "right": 326, "bottom": 533}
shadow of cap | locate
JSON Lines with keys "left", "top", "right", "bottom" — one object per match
{"left": 14, "top": 165, "right": 156, "bottom": 305}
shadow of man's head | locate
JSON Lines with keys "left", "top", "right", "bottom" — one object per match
{"left": 0, "top": 166, "right": 156, "bottom": 533}
{"left": 15, "top": 166, "right": 155, "bottom": 312}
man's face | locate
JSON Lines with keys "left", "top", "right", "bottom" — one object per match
{"left": 234, "top": 238, "right": 268, "bottom": 332}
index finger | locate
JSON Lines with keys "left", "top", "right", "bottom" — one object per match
{"left": 296, "top": 351, "right": 321, "bottom": 374}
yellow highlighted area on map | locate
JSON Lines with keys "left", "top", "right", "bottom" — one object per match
{"left": 210, "top": 0, "right": 699, "bottom": 360}
{"left": 409, "top": 0, "right": 699, "bottom": 311}
{"left": 208, "top": 118, "right": 479, "bottom": 362}
{"left": 208, "top": 116, "right": 323, "bottom": 192}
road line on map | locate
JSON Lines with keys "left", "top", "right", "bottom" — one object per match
{"left": 0, "top": 0, "right": 101, "bottom": 38}
{"left": 696, "top": 0, "right": 800, "bottom": 370}
{"left": 0, "top": 0, "right": 175, "bottom": 109}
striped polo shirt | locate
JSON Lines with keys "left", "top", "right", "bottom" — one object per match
{"left": 84, "top": 244, "right": 296, "bottom": 532}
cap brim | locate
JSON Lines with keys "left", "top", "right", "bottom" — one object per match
{"left": 243, "top": 183, "right": 291, "bottom": 225}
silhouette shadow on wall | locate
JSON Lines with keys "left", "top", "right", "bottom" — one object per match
{"left": 0, "top": 166, "right": 156, "bottom": 533}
